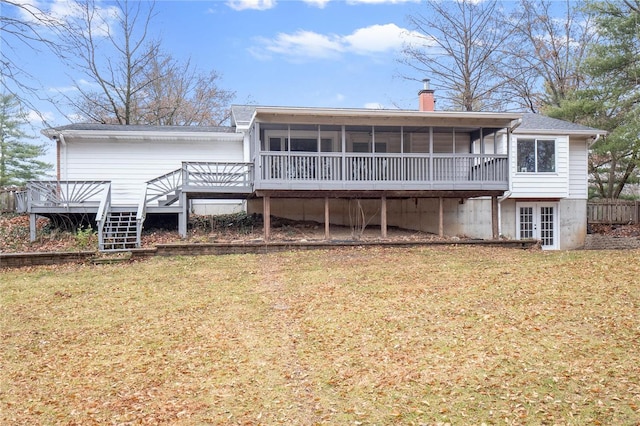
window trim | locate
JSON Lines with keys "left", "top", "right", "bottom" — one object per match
{"left": 516, "top": 137, "right": 557, "bottom": 174}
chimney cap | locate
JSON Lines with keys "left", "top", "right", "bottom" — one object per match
{"left": 422, "top": 78, "right": 430, "bottom": 90}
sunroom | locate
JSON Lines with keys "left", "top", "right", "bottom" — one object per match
{"left": 248, "top": 107, "right": 522, "bottom": 192}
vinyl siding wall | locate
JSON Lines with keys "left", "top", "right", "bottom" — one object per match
{"left": 60, "top": 136, "right": 244, "bottom": 204}
{"left": 568, "top": 137, "right": 589, "bottom": 199}
{"left": 510, "top": 134, "right": 569, "bottom": 198}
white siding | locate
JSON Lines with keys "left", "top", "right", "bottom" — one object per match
{"left": 568, "top": 137, "right": 589, "bottom": 199}
{"left": 510, "top": 134, "right": 569, "bottom": 198}
{"left": 61, "top": 136, "right": 244, "bottom": 204}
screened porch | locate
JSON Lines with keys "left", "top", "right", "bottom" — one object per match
{"left": 252, "top": 122, "right": 510, "bottom": 191}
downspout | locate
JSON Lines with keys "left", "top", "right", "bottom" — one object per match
{"left": 497, "top": 118, "right": 522, "bottom": 238}
{"left": 59, "top": 134, "right": 68, "bottom": 181}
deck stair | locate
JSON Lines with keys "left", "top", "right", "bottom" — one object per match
{"left": 157, "top": 189, "right": 181, "bottom": 206}
{"left": 100, "top": 210, "right": 139, "bottom": 251}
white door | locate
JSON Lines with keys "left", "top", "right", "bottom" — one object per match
{"left": 517, "top": 203, "right": 558, "bottom": 249}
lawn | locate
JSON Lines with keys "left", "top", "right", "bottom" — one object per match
{"left": 2, "top": 246, "right": 639, "bottom": 425}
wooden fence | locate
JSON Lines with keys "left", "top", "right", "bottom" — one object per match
{"left": 587, "top": 199, "right": 640, "bottom": 224}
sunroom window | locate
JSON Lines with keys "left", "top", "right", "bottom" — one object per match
{"left": 517, "top": 138, "right": 556, "bottom": 173}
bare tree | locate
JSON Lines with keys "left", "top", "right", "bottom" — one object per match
{"left": 58, "top": 0, "right": 234, "bottom": 126}
{"left": 401, "top": 0, "right": 513, "bottom": 111}
{"left": 59, "top": 0, "right": 160, "bottom": 125}
{"left": 136, "top": 54, "right": 235, "bottom": 126}
{"left": 500, "top": 0, "right": 596, "bottom": 113}
{"left": 0, "top": 1, "right": 65, "bottom": 118}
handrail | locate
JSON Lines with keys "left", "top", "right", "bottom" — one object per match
{"left": 182, "top": 162, "right": 254, "bottom": 189}
{"left": 136, "top": 185, "right": 148, "bottom": 223}
{"left": 26, "top": 180, "right": 110, "bottom": 208}
{"left": 15, "top": 190, "right": 28, "bottom": 213}
{"left": 144, "top": 168, "right": 183, "bottom": 205}
{"left": 95, "top": 182, "right": 112, "bottom": 248}
{"left": 259, "top": 152, "right": 508, "bottom": 184}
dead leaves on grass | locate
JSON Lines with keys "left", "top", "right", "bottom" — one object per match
{"left": 2, "top": 247, "right": 640, "bottom": 424}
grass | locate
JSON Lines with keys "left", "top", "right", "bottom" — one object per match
{"left": 1, "top": 246, "right": 639, "bottom": 425}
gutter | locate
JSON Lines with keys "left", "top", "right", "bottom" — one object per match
{"left": 510, "top": 118, "right": 523, "bottom": 132}
{"left": 60, "top": 134, "right": 68, "bottom": 181}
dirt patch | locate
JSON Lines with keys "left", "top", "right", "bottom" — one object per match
{"left": 589, "top": 223, "right": 640, "bottom": 237}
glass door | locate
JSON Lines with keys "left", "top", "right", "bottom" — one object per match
{"left": 517, "top": 203, "right": 558, "bottom": 249}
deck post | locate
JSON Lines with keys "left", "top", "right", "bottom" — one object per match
{"left": 438, "top": 197, "right": 444, "bottom": 237}
{"left": 178, "top": 192, "right": 188, "bottom": 238}
{"left": 263, "top": 196, "right": 271, "bottom": 241}
{"left": 324, "top": 197, "right": 330, "bottom": 240}
{"left": 381, "top": 196, "right": 387, "bottom": 238}
{"left": 491, "top": 195, "right": 499, "bottom": 239}
{"left": 29, "top": 214, "right": 37, "bottom": 242}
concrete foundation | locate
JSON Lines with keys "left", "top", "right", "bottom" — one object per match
{"left": 247, "top": 196, "right": 588, "bottom": 249}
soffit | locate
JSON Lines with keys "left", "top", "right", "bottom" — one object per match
{"left": 253, "top": 107, "right": 522, "bottom": 129}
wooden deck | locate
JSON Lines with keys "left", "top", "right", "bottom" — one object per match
{"left": 256, "top": 152, "right": 508, "bottom": 192}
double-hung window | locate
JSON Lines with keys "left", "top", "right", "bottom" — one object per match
{"left": 517, "top": 138, "right": 556, "bottom": 173}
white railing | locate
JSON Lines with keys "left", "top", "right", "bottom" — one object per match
{"left": 183, "top": 162, "right": 253, "bottom": 189}
{"left": 144, "top": 168, "right": 183, "bottom": 205}
{"left": 96, "top": 182, "right": 112, "bottom": 249}
{"left": 260, "top": 152, "right": 508, "bottom": 184}
{"left": 26, "top": 180, "right": 111, "bottom": 210}
{"left": 15, "top": 190, "right": 27, "bottom": 212}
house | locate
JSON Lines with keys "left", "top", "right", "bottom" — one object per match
{"left": 27, "top": 87, "right": 604, "bottom": 251}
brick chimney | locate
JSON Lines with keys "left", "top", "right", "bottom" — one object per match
{"left": 418, "top": 78, "right": 435, "bottom": 112}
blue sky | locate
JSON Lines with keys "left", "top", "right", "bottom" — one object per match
{"left": 11, "top": 0, "right": 430, "bottom": 120}
{"left": 155, "top": 0, "right": 426, "bottom": 109}
{"left": 7, "top": 0, "right": 438, "bottom": 166}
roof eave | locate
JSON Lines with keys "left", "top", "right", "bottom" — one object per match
{"left": 515, "top": 128, "right": 607, "bottom": 137}
{"left": 41, "top": 129, "right": 243, "bottom": 141}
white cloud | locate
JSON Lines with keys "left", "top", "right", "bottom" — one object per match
{"left": 251, "top": 23, "right": 426, "bottom": 61}
{"left": 27, "top": 109, "right": 55, "bottom": 124}
{"left": 344, "top": 23, "right": 419, "bottom": 54}
{"left": 364, "top": 102, "right": 385, "bottom": 109}
{"left": 256, "top": 30, "right": 344, "bottom": 60}
{"left": 227, "top": 0, "right": 277, "bottom": 11}
{"left": 12, "top": 0, "right": 119, "bottom": 37}
{"left": 302, "top": 0, "right": 332, "bottom": 7}
{"left": 48, "top": 79, "right": 97, "bottom": 94}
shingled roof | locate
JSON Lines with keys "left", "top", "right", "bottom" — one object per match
{"left": 517, "top": 113, "right": 605, "bottom": 135}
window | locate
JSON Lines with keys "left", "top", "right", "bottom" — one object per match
{"left": 517, "top": 138, "right": 556, "bottom": 172}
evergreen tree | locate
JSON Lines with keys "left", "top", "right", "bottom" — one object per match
{"left": 545, "top": 0, "right": 640, "bottom": 198}
{"left": 0, "top": 94, "right": 53, "bottom": 187}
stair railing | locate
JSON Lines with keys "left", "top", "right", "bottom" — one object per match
{"left": 136, "top": 185, "right": 148, "bottom": 248}
{"left": 144, "top": 168, "right": 183, "bottom": 205}
{"left": 95, "top": 182, "right": 112, "bottom": 251}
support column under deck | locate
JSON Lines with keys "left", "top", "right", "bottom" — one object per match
{"left": 324, "top": 197, "right": 330, "bottom": 240}
{"left": 381, "top": 196, "right": 387, "bottom": 239}
{"left": 438, "top": 197, "right": 444, "bottom": 238}
{"left": 29, "top": 214, "right": 37, "bottom": 242}
{"left": 178, "top": 192, "right": 188, "bottom": 238}
{"left": 491, "top": 195, "right": 499, "bottom": 240}
{"left": 263, "top": 196, "right": 271, "bottom": 241}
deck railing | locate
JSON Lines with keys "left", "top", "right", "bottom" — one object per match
{"left": 96, "top": 182, "right": 112, "bottom": 248}
{"left": 259, "top": 152, "right": 508, "bottom": 185}
{"left": 144, "top": 168, "right": 183, "bottom": 205}
{"left": 182, "top": 162, "right": 254, "bottom": 190}
{"left": 26, "top": 180, "right": 111, "bottom": 210}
